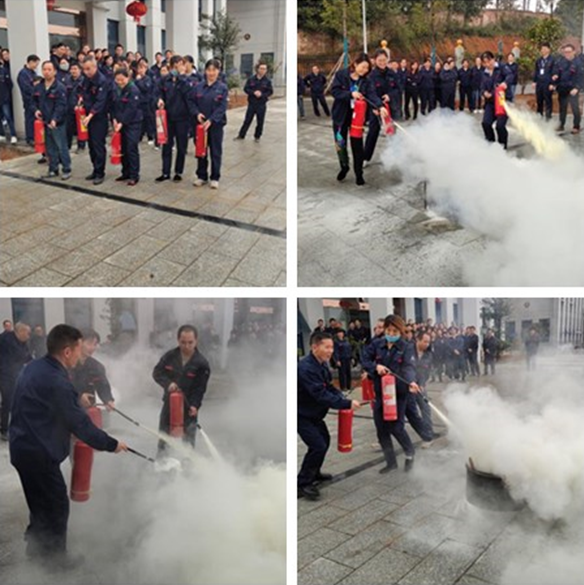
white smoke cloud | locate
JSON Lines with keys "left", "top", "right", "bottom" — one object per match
{"left": 381, "top": 109, "right": 584, "bottom": 285}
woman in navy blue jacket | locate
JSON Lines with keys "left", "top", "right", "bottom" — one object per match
{"left": 111, "top": 68, "right": 143, "bottom": 185}
{"left": 190, "top": 59, "right": 229, "bottom": 189}
{"left": 331, "top": 53, "right": 385, "bottom": 186}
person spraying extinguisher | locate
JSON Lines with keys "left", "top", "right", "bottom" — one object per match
{"left": 361, "top": 314, "right": 423, "bottom": 474}
{"left": 8, "top": 324, "right": 128, "bottom": 570}
{"left": 331, "top": 53, "right": 387, "bottom": 187}
{"left": 111, "top": 68, "right": 143, "bottom": 186}
{"left": 480, "top": 51, "right": 514, "bottom": 150}
{"left": 297, "top": 331, "right": 361, "bottom": 501}
{"left": 152, "top": 324, "right": 211, "bottom": 455}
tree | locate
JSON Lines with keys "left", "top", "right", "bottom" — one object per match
{"left": 555, "top": 0, "right": 584, "bottom": 36}
{"left": 480, "top": 298, "right": 513, "bottom": 340}
{"left": 198, "top": 10, "right": 241, "bottom": 68}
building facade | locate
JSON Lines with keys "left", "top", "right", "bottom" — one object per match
{"left": 1, "top": 0, "right": 285, "bottom": 134}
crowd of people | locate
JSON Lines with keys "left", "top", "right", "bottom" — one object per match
{"left": 298, "top": 42, "right": 584, "bottom": 185}
{"left": 0, "top": 41, "right": 274, "bottom": 188}
{"left": 298, "top": 313, "right": 505, "bottom": 500}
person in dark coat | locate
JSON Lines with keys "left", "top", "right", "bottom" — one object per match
{"left": 0, "top": 54, "right": 17, "bottom": 142}
{"left": 0, "top": 322, "right": 32, "bottom": 440}
{"left": 405, "top": 61, "right": 421, "bottom": 120}
{"left": 418, "top": 58, "right": 434, "bottom": 115}
{"left": 298, "top": 331, "right": 360, "bottom": 500}
{"left": 331, "top": 52, "right": 386, "bottom": 186}
{"left": 9, "top": 325, "right": 127, "bottom": 569}
{"left": 29, "top": 325, "right": 47, "bottom": 359}
{"left": 551, "top": 43, "right": 583, "bottom": 134}
{"left": 470, "top": 56, "right": 484, "bottom": 112}
{"left": 303, "top": 65, "right": 330, "bottom": 117}
{"left": 533, "top": 42, "right": 555, "bottom": 120}
{"left": 333, "top": 329, "right": 353, "bottom": 391}
{"left": 297, "top": 73, "right": 306, "bottom": 118}
{"left": 236, "top": 62, "right": 273, "bottom": 142}
{"left": 483, "top": 329, "right": 499, "bottom": 375}
{"left": 152, "top": 325, "right": 211, "bottom": 453}
{"left": 458, "top": 59, "right": 473, "bottom": 111}
{"left": 17, "top": 54, "right": 41, "bottom": 146}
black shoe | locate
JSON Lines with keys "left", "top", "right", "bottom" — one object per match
{"left": 314, "top": 472, "right": 333, "bottom": 482}
{"left": 233, "top": 135, "right": 244, "bottom": 141}
{"left": 337, "top": 167, "right": 349, "bottom": 182}
{"left": 356, "top": 175, "right": 365, "bottom": 186}
{"left": 432, "top": 432, "right": 443, "bottom": 439}
{"left": 254, "top": 137, "right": 260, "bottom": 143}
{"left": 115, "top": 175, "right": 129, "bottom": 182}
{"left": 172, "top": 174, "right": 182, "bottom": 182}
{"left": 155, "top": 174, "right": 170, "bottom": 182}
{"left": 93, "top": 176, "right": 105, "bottom": 185}
{"left": 379, "top": 463, "right": 398, "bottom": 474}
{"left": 85, "top": 173, "right": 96, "bottom": 181}
{"left": 404, "top": 457, "right": 414, "bottom": 472}
{"left": 298, "top": 485, "right": 320, "bottom": 500}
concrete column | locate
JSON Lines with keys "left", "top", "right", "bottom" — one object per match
{"left": 44, "top": 299, "right": 66, "bottom": 332}
{"left": 136, "top": 299, "right": 155, "bottom": 347}
{"left": 145, "top": 0, "right": 163, "bottom": 60}
{"left": 6, "top": 0, "right": 50, "bottom": 137}
{"left": 166, "top": 0, "right": 199, "bottom": 61}
{"left": 0, "top": 299, "right": 12, "bottom": 322}
{"left": 217, "top": 0, "right": 227, "bottom": 13}
{"left": 298, "top": 298, "right": 324, "bottom": 333}
{"left": 201, "top": 0, "right": 213, "bottom": 17}
{"left": 214, "top": 298, "right": 234, "bottom": 371}
{"left": 273, "top": 0, "right": 286, "bottom": 87}
{"left": 442, "top": 299, "right": 455, "bottom": 327}
{"left": 118, "top": 0, "right": 138, "bottom": 53}
{"left": 460, "top": 298, "right": 480, "bottom": 329}
{"left": 92, "top": 298, "right": 110, "bottom": 343}
{"left": 421, "top": 298, "right": 436, "bottom": 324}
{"left": 367, "top": 298, "right": 394, "bottom": 324}
{"left": 404, "top": 298, "right": 416, "bottom": 322}
{"left": 86, "top": 1, "right": 109, "bottom": 49}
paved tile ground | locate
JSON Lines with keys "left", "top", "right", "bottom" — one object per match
{"left": 297, "top": 354, "right": 584, "bottom": 585}
{"left": 297, "top": 101, "right": 583, "bottom": 286}
{"left": 0, "top": 99, "right": 286, "bottom": 287}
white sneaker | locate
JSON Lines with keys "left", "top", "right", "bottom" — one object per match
{"left": 148, "top": 140, "right": 154, "bottom": 146}
{"left": 0, "top": 136, "right": 6, "bottom": 142}
{"left": 193, "top": 178, "right": 206, "bottom": 187}
{"left": 421, "top": 440, "right": 434, "bottom": 449}
{"left": 10, "top": 136, "right": 17, "bottom": 144}
{"left": 210, "top": 180, "right": 219, "bottom": 189}
{"left": 363, "top": 160, "right": 370, "bottom": 168}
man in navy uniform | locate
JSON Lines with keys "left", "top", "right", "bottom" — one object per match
{"left": 80, "top": 58, "right": 110, "bottom": 185}
{"left": 235, "top": 62, "right": 273, "bottom": 142}
{"left": 64, "top": 61, "right": 86, "bottom": 152}
{"left": 17, "top": 54, "right": 41, "bottom": 146}
{"left": 9, "top": 325, "right": 127, "bottom": 569}
{"left": 303, "top": 65, "right": 330, "bottom": 117}
{"left": 298, "top": 331, "right": 360, "bottom": 500}
{"left": 533, "top": 42, "right": 555, "bottom": 121}
{"left": 551, "top": 43, "right": 583, "bottom": 134}
{"left": 152, "top": 325, "right": 211, "bottom": 452}
{"left": 333, "top": 329, "right": 353, "bottom": 391}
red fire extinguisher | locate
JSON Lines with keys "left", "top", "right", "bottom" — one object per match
{"left": 381, "top": 374, "right": 398, "bottom": 421}
{"left": 110, "top": 130, "right": 122, "bottom": 165}
{"left": 70, "top": 440, "right": 94, "bottom": 502}
{"left": 34, "top": 119, "right": 45, "bottom": 154}
{"left": 169, "top": 391, "right": 184, "bottom": 438}
{"left": 87, "top": 405, "right": 103, "bottom": 429}
{"left": 195, "top": 124, "right": 207, "bottom": 158}
{"left": 383, "top": 103, "right": 395, "bottom": 136}
{"left": 362, "top": 377, "right": 374, "bottom": 402}
{"left": 349, "top": 98, "right": 367, "bottom": 138}
{"left": 495, "top": 85, "right": 507, "bottom": 116}
{"left": 76, "top": 106, "right": 89, "bottom": 141}
{"left": 156, "top": 108, "right": 168, "bottom": 145}
{"left": 337, "top": 408, "right": 353, "bottom": 453}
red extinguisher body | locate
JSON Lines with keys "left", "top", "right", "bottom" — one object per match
{"left": 381, "top": 374, "right": 398, "bottom": 421}
{"left": 34, "top": 119, "right": 45, "bottom": 154}
{"left": 70, "top": 440, "right": 94, "bottom": 502}
{"left": 349, "top": 99, "right": 367, "bottom": 138}
{"left": 495, "top": 86, "right": 506, "bottom": 116}
{"left": 337, "top": 408, "right": 353, "bottom": 453}
{"left": 195, "top": 124, "right": 207, "bottom": 158}
{"left": 110, "top": 130, "right": 122, "bottom": 165}
{"left": 156, "top": 109, "right": 168, "bottom": 145}
{"left": 76, "top": 106, "right": 89, "bottom": 141}
{"left": 86, "top": 405, "right": 103, "bottom": 429}
{"left": 383, "top": 103, "right": 396, "bottom": 135}
{"left": 169, "top": 391, "right": 184, "bottom": 438}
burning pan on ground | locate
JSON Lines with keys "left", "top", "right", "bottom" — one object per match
{"left": 466, "top": 460, "right": 523, "bottom": 512}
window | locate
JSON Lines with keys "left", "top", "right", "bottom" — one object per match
{"left": 64, "top": 299, "right": 92, "bottom": 331}
{"left": 12, "top": 299, "right": 45, "bottom": 330}
{"left": 161, "top": 0, "right": 166, "bottom": 13}
{"left": 539, "top": 319, "right": 550, "bottom": 342}
{"left": 161, "top": 29, "right": 166, "bottom": 51}
{"left": 240, "top": 53, "right": 254, "bottom": 80}
{"left": 107, "top": 19, "right": 119, "bottom": 55}
{"left": 505, "top": 321, "right": 516, "bottom": 342}
{"left": 137, "top": 25, "right": 146, "bottom": 56}
{"left": 453, "top": 303, "right": 459, "bottom": 326}
{"left": 414, "top": 299, "right": 423, "bottom": 324}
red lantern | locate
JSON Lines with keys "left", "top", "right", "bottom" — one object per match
{"left": 195, "top": 124, "right": 207, "bottom": 158}
{"left": 381, "top": 374, "right": 397, "bottom": 421}
{"left": 76, "top": 106, "right": 89, "bottom": 141}
{"left": 110, "top": 130, "right": 122, "bottom": 165}
{"left": 126, "top": 1, "right": 148, "bottom": 24}
{"left": 169, "top": 391, "right": 184, "bottom": 438}
{"left": 349, "top": 98, "right": 367, "bottom": 139}
{"left": 337, "top": 409, "right": 353, "bottom": 453}
{"left": 34, "top": 119, "right": 45, "bottom": 154}
{"left": 156, "top": 108, "right": 168, "bottom": 145}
